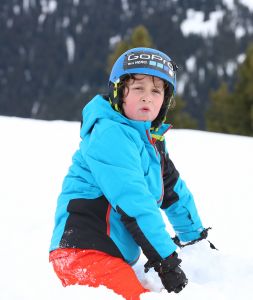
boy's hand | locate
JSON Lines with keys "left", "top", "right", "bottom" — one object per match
{"left": 144, "top": 252, "right": 188, "bottom": 293}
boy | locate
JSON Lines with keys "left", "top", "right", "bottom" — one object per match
{"left": 49, "top": 47, "right": 206, "bottom": 299}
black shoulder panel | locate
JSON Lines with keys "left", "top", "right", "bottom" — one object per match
{"left": 155, "top": 140, "right": 180, "bottom": 209}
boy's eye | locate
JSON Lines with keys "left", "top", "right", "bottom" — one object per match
{"left": 133, "top": 86, "right": 143, "bottom": 90}
{"left": 153, "top": 89, "right": 162, "bottom": 94}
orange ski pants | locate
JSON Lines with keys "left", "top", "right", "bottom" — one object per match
{"left": 49, "top": 248, "right": 149, "bottom": 300}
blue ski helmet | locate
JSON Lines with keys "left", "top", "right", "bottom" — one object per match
{"left": 109, "top": 47, "right": 177, "bottom": 104}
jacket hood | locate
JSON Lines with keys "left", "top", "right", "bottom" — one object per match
{"left": 80, "top": 95, "right": 171, "bottom": 141}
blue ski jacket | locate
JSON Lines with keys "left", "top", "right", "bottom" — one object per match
{"left": 50, "top": 95, "right": 203, "bottom": 264}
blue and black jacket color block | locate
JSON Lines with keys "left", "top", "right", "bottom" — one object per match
{"left": 50, "top": 95, "right": 203, "bottom": 265}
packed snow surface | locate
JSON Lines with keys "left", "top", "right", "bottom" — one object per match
{"left": 1, "top": 116, "right": 253, "bottom": 299}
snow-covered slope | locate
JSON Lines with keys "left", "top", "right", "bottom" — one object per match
{"left": 1, "top": 116, "right": 253, "bottom": 299}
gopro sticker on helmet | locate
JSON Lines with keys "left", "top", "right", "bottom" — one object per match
{"left": 123, "top": 51, "right": 175, "bottom": 78}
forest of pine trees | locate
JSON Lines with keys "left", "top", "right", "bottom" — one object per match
{"left": 1, "top": 0, "right": 253, "bottom": 135}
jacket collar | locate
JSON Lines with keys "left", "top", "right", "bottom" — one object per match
{"left": 81, "top": 95, "right": 171, "bottom": 144}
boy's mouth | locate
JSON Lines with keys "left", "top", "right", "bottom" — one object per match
{"left": 140, "top": 107, "right": 150, "bottom": 112}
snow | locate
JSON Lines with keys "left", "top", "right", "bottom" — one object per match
{"left": 177, "top": 74, "right": 189, "bottom": 94}
{"left": 181, "top": 1, "right": 253, "bottom": 38}
{"left": 23, "top": 0, "right": 30, "bottom": 12}
{"left": 225, "top": 60, "right": 237, "bottom": 76}
{"left": 62, "top": 16, "right": 70, "bottom": 28}
{"left": 1, "top": 116, "right": 253, "bottom": 300}
{"left": 73, "top": 0, "right": 80, "bottom": 6}
{"left": 222, "top": 0, "right": 235, "bottom": 10}
{"left": 66, "top": 36, "right": 75, "bottom": 63}
{"left": 217, "top": 65, "right": 224, "bottom": 77}
{"left": 121, "top": 0, "right": 130, "bottom": 13}
{"left": 223, "top": 0, "right": 253, "bottom": 12}
{"left": 240, "top": 0, "right": 253, "bottom": 11}
{"left": 235, "top": 26, "right": 246, "bottom": 39}
{"left": 41, "top": 0, "right": 57, "bottom": 14}
{"left": 198, "top": 68, "right": 205, "bottom": 82}
{"left": 181, "top": 9, "right": 224, "bottom": 37}
{"left": 185, "top": 56, "right": 196, "bottom": 73}
{"left": 237, "top": 53, "right": 246, "bottom": 64}
{"left": 13, "top": 5, "right": 21, "bottom": 15}
{"left": 109, "top": 35, "right": 122, "bottom": 48}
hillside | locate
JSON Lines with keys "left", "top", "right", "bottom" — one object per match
{"left": 1, "top": 0, "right": 253, "bottom": 127}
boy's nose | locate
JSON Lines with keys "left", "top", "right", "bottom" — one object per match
{"left": 141, "top": 96, "right": 151, "bottom": 103}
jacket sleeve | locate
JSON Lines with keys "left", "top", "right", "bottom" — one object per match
{"left": 157, "top": 140, "right": 204, "bottom": 242}
{"left": 85, "top": 124, "right": 177, "bottom": 262}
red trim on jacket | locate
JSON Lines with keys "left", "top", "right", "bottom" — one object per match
{"left": 106, "top": 204, "right": 112, "bottom": 236}
{"left": 146, "top": 129, "right": 158, "bottom": 156}
{"left": 157, "top": 153, "right": 165, "bottom": 204}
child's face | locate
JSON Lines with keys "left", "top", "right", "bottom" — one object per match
{"left": 122, "top": 75, "right": 165, "bottom": 122}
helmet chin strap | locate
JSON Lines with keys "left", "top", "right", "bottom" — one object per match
{"left": 168, "top": 96, "right": 176, "bottom": 109}
{"left": 108, "top": 80, "right": 122, "bottom": 112}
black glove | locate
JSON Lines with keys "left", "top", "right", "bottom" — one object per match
{"left": 144, "top": 252, "right": 188, "bottom": 293}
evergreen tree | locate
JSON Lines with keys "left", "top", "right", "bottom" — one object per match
{"left": 206, "top": 43, "right": 253, "bottom": 136}
{"left": 130, "top": 25, "right": 153, "bottom": 48}
{"left": 107, "top": 25, "right": 153, "bottom": 72}
{"left": 234, "top": 44, "right": 253, "bottom": 136}
{"left": 166, "top": 96, "right": 198, "bottom": 129}
{"left": 206, "top": 83, "right": 231, "bottom": 133}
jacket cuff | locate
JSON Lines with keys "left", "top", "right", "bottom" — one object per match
{"left": 177, "top": 227, "right": 204, "bottom": 242}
